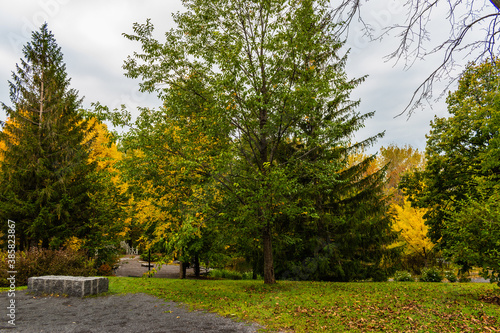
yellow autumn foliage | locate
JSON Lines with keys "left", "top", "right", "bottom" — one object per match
{"left": 85, "top": 118, "right": 121, "bottom": 168}
{"left": 390, "top": 197, "right": 434, "bottom": 257}
{"left": 120, "top": 112, "right": 223, "bottom": 252}
{"left": 63, "top": 236, "right": 84, "bottom": 251}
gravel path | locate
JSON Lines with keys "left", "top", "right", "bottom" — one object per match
{"left": 0, "top": 292, "right": 264, "bottom": 333}
{"left": 0, "top": 257, "right": 265, "bottom": 333}
{"left": 114, "top": 255, "right": 198, "bottom": 279}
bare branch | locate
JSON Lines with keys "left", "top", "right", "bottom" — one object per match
{"left": 336, "top": 0, "right": 500, "bottom": 116}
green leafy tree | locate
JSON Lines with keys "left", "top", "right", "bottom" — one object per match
{"left": 446, "top": 190, "right": 500, "bottom": 285}
{"left": 123, "top": 0, "right": 392, "bottom": 283}
{"left": 402, "top": 59, "right": 500, "bottom": 275}
{"left": 0, "top": 24, "right": 103, "bottom": 250}
{"left": 116, "top": 103, "right": 228, "bottom": 277}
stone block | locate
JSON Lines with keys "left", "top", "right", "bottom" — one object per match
{"left": 27, "top": 276, "right": 109, "bottom": 297}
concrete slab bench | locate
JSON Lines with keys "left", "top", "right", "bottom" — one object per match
{"left": 27, "top": 275, "right": 109, "bottom": 297}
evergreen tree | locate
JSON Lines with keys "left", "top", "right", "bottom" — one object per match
{"left": 0, "top": 23, "right": 97, "bottom": 250}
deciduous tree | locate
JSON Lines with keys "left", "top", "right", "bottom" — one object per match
{"left": 390, "top": 196, "right": 433, "bottom": 272}
{"left": 402, "top": 59, "right": 500, "bottom": 273}
{"left": 122, "top": 0, "right": 392, "bottom": 283}
{"left": 379, "top": 144, "right": 425, "bottom": 204}
{"left": 116, "top": 101, "right": 227, "bottom": 276}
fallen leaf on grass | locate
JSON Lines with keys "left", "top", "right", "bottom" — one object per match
{"left": 479, "top": 295, "right": 500, "bottom": 306}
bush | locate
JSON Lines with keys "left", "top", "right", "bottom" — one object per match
{"left": 0, "top": 248, "right": 97, "bottom": 287}
{"left": 209, "top": 269, "right": 242, "bottom": 280}
{"left": 420, "top": 267, "right": 443, "bottom": 282}
{"left": 458, "top": 274, "right": 471, "bottom": 283}
{"left": 370, "top": 269, "right": 388, "bottom": 282}
{"left": 242, "top": 272, "right": 261, "bottom": 280}
{"left": 97, "top": 263, "right": 113, "bottom": 276}
{"left": 444, "top": 270, "right": 457, "bottom": 282}
{"left": 94, "top": 245, "right": 120, "bottom": 272}
{"left": 394, "top": 270, "right": 414, "bottom": 282}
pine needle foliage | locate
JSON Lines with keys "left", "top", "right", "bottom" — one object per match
{"left": 0, "top": 24, "right": 98, "bottom": 250}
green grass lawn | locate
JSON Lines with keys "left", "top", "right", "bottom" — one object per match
{"left": 108, "top": 277, "right": 500, "bottom": 332}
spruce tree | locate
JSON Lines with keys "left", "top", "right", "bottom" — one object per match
{"left": 0, "top": 23, "right": 97, "bottom": 250}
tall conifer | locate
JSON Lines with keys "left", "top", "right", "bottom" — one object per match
{"left": 0, "top": 23, "right": 96, "bottom": 249}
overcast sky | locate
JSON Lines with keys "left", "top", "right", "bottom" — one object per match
{"left": 0, "top": 0, "right": 477, "bottom": 154}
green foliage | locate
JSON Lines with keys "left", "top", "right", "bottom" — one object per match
{"left": 445, "top": 271, "right": 458, "bottom": 283}
{"left": 120, "top": 0, "right": 393, "bottom": 284}
{"left": 401, "top": 59, "right": 500, "bottom": 277}
{"left": 94, "top": 245, "right": 120, "bottom": 273}
{"left": 419, "top": 267, "right": 443, "bottom": 283}
{"left": 394, "top": 251, "right": 440, "bottom": 276}
{"left": 394, "top": 270, "right": 414, "bottom": 282}
{"left": 116, "top": 106, "right": 229, "bottom": 275}
{"left": 0, "top": 248, "right": 96, "bottom": 286}
{"left": 277, "top": 240, "right": 391, "bottom": 282}
{"left": 445, "top": 191, "right": 500, "bottom": 286}
{"left": 0, "top": 23, "right": 122, "bottom": 251}
{"left": 140, "top": 252, "right": 164, "bottom": 263}
{"left": 108, "top": 277, "right": 500, "bottom": 332}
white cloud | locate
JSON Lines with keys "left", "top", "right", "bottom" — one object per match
{"left": 0, "top": 0, "right": 476, "bottom": 152}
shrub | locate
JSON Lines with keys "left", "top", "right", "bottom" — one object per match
{"left": 370, "top": 269, "right": 388, "bottom": 282}
{"left": 458, "top": 274, "right": 471, "bottom": 283}
{"left": 394, "top": 270, "right": 414, "bottom": 282}
{"left": 94, "top": 245, "right": 120, "bottom": 272}
{"left": 444, "top": 270, "right": 457, "bottom": 282}
{"left": 0, "top": 248, "right": 97, "bottom": 287}
{"left": 242, "top": 271, "right": 262, "bottom": 280}
{"left": 420, "top": 267, "right": 443, "bottom": 282}
{"left": 209, "top": 269, "right": 242, "bottom": 280}
{"left": 97, "top": 263, "right": 113, "bottom": 276}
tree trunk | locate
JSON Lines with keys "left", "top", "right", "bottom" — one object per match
{"left": 194, "top": 254, "right": 200, "bottom": 278}
{"left": 179, "top": 262, "right": 187, "bottom": 279}
{"left": 39, "top": 78, "right": 44, "bottom": 131}
{"left": 262, "top": 226, "right": 276, "bottom": 284}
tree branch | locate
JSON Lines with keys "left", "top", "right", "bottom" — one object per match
{"left": 490, "top": 0, "right": 500, "bottom": 11}
{"left": 337, "top": 0, "right": 500, "bottom": 116}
